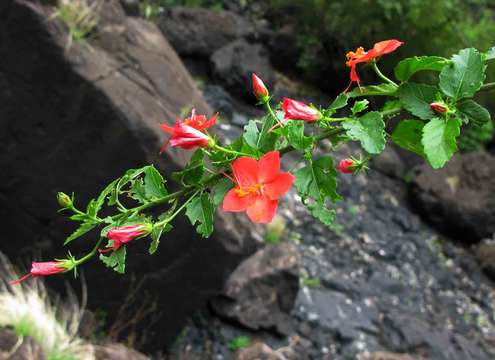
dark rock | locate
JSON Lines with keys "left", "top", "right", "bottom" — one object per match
{"left": 119, "top": 0, "right": 139, "bottom": 16}
{"left": 0, "top": 0, "right": 257, "bottom": 350}
{"left": 211, "top": 39, "right": 274, "bottom": 100}
{"left": 234, "top": 343, "right": 281, "bottom": 360}
{"left": 372, "top": 146, "right": 406, "bottom": 179}
{"left": 158, "top": 7, "right": 253, "bottom": 57}
{"left": 211, "top": 242, "right": 299, "bottom": 335}
{"left": 95, "top": 343, "right": 148, "bottom": 360}
{"left": 267, "top": 24, "right": 300, "bottom": 75}
{"left": 359, "top": 352, "right": 419, "bottom": 360}
{"left": 411, "top": 151, "right": 495, "bottom": 242}
{"left": 0, "top": 328, "right": 46, "bottom": 360}
{"left": 475, "top": 236, "right": 495, "bottom": 280}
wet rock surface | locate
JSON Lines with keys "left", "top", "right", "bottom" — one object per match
{"left": 411, "top": 151, "right": 495, "bottom": 242}
{"left": 0, "top": 328, "right": 46, "bottom": 360}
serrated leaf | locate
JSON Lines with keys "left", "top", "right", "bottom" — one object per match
{"left": 439, "top": 48, "right": 486, "bottom": 100}
{"left": 294, "top": 156, "right": 341, "bottom": 203}
{"left": 422, "top": 118, "right": 461, "bottom": 169}
{"left": 484, "top": 46, "right": 495, "bottom": 61}
{"left": 186, "top": 194, "right": 214, "bottom": 238}
{"left": 212, "top": 178, "right": 233, "bottom": 207}
{"left": 285, "top": 121, "right": 314, "bottom": 151}
{"left": 93, "top": 179, "right": 118, "bottom": 215}
{"left": 328, "top": 93, "right": 348, "bottom": 112}
{"left": 457, "top": 100, "right": 491, "bottom": 126}
{"left": 144, "top": 165, "right": 168, "bottom": 199}
{"left": 172, "top": 150, "right": 205, "bottom": 185}
{"left": 351, "top": 99, "right": 369, "bottom": 115}
{"left": 306, "top": 201, "right": 336, "bottom": 227}
{"left": 394, "top": 56, "right": 447, "bottom": 82}
{"left": 243, "top": 120, "right": 260, "bottom": 149}
{"left": 100, "top": 246, "right": 126, "bottom": 274}
{"left": 398, "top": 83, "right": 438, "bottom": 120}
{"left": 391, "top": 120, "right": 425, "bottom": 156}
{"left": 347, "top": 83, "right": 397, "bottom": 98}
{"left": 149, "top": 223, "right": 172, "bottom": 254}
{"left": 343, "top": 112, "right": 386, "bottom": 154}
{"left": 64, "top": 222, "right": 96, "bottom": 245}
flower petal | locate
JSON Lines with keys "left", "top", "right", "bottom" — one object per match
{"left": 160, "top": 123, "right": 175, "bottom": 134}
{"left": 373, "top": 39, "right": 403, "bottom": 56}
{"left": 264, "top": 172, "right": 295, "bottom": 200}
{"left": 246, "top": 196, "right": 278, "bottom": 224}
{"left": 258, "top": 151, "right": 280, "bottom": 183}
{"left": 222, "top": 189, "right": 255, "bottom": 212}
{"left": 231, "top": 156, "right": 259, "bottom": 188}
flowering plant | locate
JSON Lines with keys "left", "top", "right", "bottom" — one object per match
{"left": 15, "top": 41, "right": 495, "bottom": 280}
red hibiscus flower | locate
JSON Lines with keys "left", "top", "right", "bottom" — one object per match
{"left": 282, "top": 98, "right": 321, "bottom": 122}
{"left": 345, "top": 39, "right": 403, "bottom": 92}
{"left": 252, "top": 73, "right": 269, "bottom": 101}
{"left": 336, "top": 159, "right": 356, "bottom": 174}
{"left": 160, "top": 109, "right": 216, "bottom": 153}
{"left": 99, "top": 223, "right": 153, "bottom": 253}
{"left": 11, "top": 260, "right": 73, "bottom": 285}
{"left": 222, "top": 151, "right": 295, "bottom": 223}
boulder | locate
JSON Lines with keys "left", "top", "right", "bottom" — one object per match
{"left": 95, "top": 343, "right": 148, "bottom": 360}
{"left": 0, "top": 0, "right": 257, "bottom": 350}
{"left": 211, "top": 39, "right": 274, "bottom": 100}
{"left": 158, "top": 7, "right": 253, "bottom": 57}
{"left": 210, "top": 242, "right": 299, "bottom": 335}
{"left": 411, "top": 151, "right": 495, "bottom": 242}
{"left": 234, "top": 343, "right": 283, "bottom": 360}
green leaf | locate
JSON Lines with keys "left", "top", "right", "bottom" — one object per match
{"left": 172, "top": 150, "right": 205, "bottom": 185}
{"left": 351, "top": 99, "right": 369, "bottom": 115}
{"left": 149, "top": 223, "right": 172, "bottom": 254}
{"left": 391, "top": 120, "right": 425, "bottom": 156}
{"left": 328, "top": 93, "right": 349, "bottom": 113}
{"left": 144, "top": 165, "right": 168, "bottom": 199}
{"left": 306, "top": 201, "right": 336, "bottom": 227}
{"left": 100, "top": 247, "right": 126, "bottom": 274}
{"left": 243, "top": 120, "right": 260, "bottom": 149}
{"left": 294, "top": 156, "right": 341, "bottom": 203}
{"left": 64, "top": 222, "right": 96, "bottom": 245}
{"left": 94, "top": 179, "right": 118, "bottom": 215}
{"left": 439, "top": 48, "right": 486, "bottom": 100}
{"left": 285, "top": 121, "right": 314, "bottom": 151}
{"left": 212, "top": 178, "right": 233, "bottom": 207}
{"left": 422, "top": 118, "right": 461, "bottom": 169}
{"left": 484, "top": 46, "right": 495, "bottom": 61}
{"left": 457, "top": 100, "right": 491, "bottom": 126}
{"left": 398, "top": 83, "right": 437, "bottom": 120}
{"left": 343, "top": 112, "right": 386, "bottom": 154}
{"left": 347, "top": 83, "right": 397, "bottom": 98}
{"left": 394, "top": 56, "right": 447, "bottom": 82}
{"left": 186, "top": 194, "right": 214, "bottom": 238}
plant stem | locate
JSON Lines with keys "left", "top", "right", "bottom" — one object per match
{"left": 371, "top": 62, "right": 398, "bottom": 87}
{"left": 213, "top": 144, "right": 251, "bottom": 157}
{"left": 74, "top": 238, "right": 103, "bottom": 266}
{"left": 154, "top": 190, "right": 200, "bottom": 227}
{"left": 481, "top": 82, "right": 495, "bottom": 92}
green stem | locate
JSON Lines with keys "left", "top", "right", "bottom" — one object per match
{"left": 213, "top": 144, "right": 251, "bottom": 157}
{"left": 74, "top": 238, "right": 103, "bottom": 266}
{"left": 480, "top": 82, "right": 495, "bottom": 92}
{"left": 155, "top": 190, "right": 200, "bottom": 227}
{"left": 371, "top": 61, "right": 398, "bottom": 87}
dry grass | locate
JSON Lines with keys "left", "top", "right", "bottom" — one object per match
{"left": 0, "top": 253, "right": 94, "bottom": 360}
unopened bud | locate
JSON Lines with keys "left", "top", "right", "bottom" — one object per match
{"left": 252, "top": 73, "right": 269, "bottom": 102}
{"left": 57, "top": 192, "right": 72, "bottom": 208}
{"left": 430, "top": 101, "right": 448, "bottom": 113}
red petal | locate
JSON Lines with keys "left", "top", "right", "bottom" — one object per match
{"left": 160, "top": 123, "right": 175, "bottom": 134}
{"left": 246, "top": 196, "right": 278, "bottom": 224}
{"left": 200, "top": 113, "right": 217, "bottom": 130}
{"left": 373, "top": 39, "right": 403, "bottom": 56}
{"left": 258, "top": 151, "right": 280, "bottom": 183}
{"left": 264, "top": 172, "right": 295, "bottom": 200}
{"left": 231, "top": 156, "right": 259, "bottom": 188}
{"left": 222, "top": 189, "right": 255, "bottom": 212}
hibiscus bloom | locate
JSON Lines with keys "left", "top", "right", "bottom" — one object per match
{"left": 282, "top": 98, "right": 321, "bottom": 122}
{"left": 345, "top": 39, "right": 403, "bottom": 92}
{"left": 222, "top": 151, "right": 295, "bottom": 223}
{"left": 160, "top": 109, "right": 216, "bottom": 153}
{"left": 99, "top": 223, "right": 153, "bottom": 253}
{"left": 11, "top": 260, "right": 73, "bottom": 285}
{"left": 336, "top": 159, "right": 355, "bottom": 174}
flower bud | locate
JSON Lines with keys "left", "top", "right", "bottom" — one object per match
{"left": 282, "top": 98, "right": 321, "bottom": 122}
{"left": 336, "top": 159, "right": 356, "bottom": 174}
{"left": 430, "top": 101, "right": 448, "bottom": 113}
{"left": 99, "top": 223, "right": 153, "bottom": 253}
{"left": 11, "top": 260, "right": 74, "bottom": 285}
{"left": 252, "top": 73, "right": 269, "bottom": 101}
{"left": 57, "top": 192, "right": 72, "bottom": 208}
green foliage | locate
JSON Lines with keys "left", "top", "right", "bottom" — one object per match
{"left": 348, "top": 83, "right": 397, "bottom": 98}
{"left": 457, "top": 100, "right": 491, "bottom": 126}
{"left": 394, "top": 56, "right": 448, "bottom": 82}
{"left": 301, "top": 276, "right": 321, "bottom": 288}
{"left": 422, "top": 118, "right": 461, "bottom": 169}
{"left": 53, "top": 0, "right": 99, "bottom": 44}
{"left": 398, "top": 83, "right": 437, "bottom": 120}
{"left": 228, "top": 336, "right": 251, "bottom": 351}
{"left": 139, "top": 0, "right": 223, "bottom": 20}
{"left": 343, "top": 112, "right": 386, "bottom": 154}
{"left": 459, "top": 120, "right": 494, "bottom": 152}
{"left": 439, "top": 48, "right": 486, "bottom": 100}
{"left": 391, "top": 120, "right": 425, "bottom": 156}
{"left": 186, "top": 193, "right": 214, "bottom": 237}
{"left": 100, "top": 247, "right": 127, "bottom": 274}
